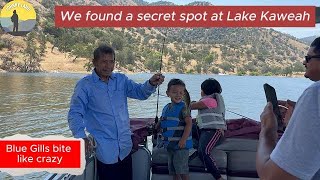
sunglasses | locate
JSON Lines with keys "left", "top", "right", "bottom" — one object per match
{"left": 305, "top": 55, "right": 320, "bottom": 63}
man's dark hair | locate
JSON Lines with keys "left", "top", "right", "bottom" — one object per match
{"left": 167, "top": 79, "right": 185, "bottom": 91}
{"left": 201, "top": 78, "right": 222, "bottom": 95}
{"left": 93, "top": 45, "right": 115, "bottom": 61}
{"left": 311, "top": 37, "right": 320, "bottom": 54}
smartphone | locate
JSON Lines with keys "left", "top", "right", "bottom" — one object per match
{"left": 263, "top": 83, "right": 284, "bottom": 130}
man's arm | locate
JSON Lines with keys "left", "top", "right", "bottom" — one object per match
{"left": 126, "top": 77, "right": 156, "bottom": 100}
{"left": 124, "top": 73, "right": 162, "bottom": 100}
{"left": 257, "top": 127, "right": 297, "bottom": 180}
{"left": 68, "top": 82, "right": 88, "bottom": 138}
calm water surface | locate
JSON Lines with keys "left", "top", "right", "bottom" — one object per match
{"left": 0, "top": 72, "right": 313, "bottom": 179}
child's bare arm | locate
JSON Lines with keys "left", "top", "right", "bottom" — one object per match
{"left": 182, "top": 116, "right": 192, "bottom": 140}
{"left": 190, "top": 100, "right": 207, "bottom": 110}
{"left": 178, "top": 116, "right": 192, "bottom": 148}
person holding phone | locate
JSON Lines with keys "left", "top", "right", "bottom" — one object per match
{"left": 256, "top": 37, "right": 320, "bottom": 179}
{"left": 263, "top": 83, "right": 284, "bottom": 131}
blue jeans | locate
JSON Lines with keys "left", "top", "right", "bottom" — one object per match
{"left": 198, "top": 129, "right": 224, "bottom": 179}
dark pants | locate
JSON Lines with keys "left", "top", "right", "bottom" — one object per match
{"left": 97, "top": 154, "right": 132, "bottom": 180}
{"left": 13, "top": 23, "right": 18, "bottom": 32}
{"left": 198, "top": 129, "right": 224, "bottom": 179}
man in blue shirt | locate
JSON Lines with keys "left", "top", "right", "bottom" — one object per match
{"left": 68, "top": 45, "right": 164, "bottom": 180}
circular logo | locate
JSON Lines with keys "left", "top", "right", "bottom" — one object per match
{"left": 0, "top": 0, "right": 37, "bottom": 36}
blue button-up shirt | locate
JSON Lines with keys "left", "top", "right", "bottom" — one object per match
{"left": 68, "top": 70, "right": 156, "bottom": 164}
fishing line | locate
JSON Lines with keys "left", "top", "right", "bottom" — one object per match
{"left": 152, "top": 92, "right": 256, "bottom": 121}
{"left": 225, "top": 109, "right": 256, "bottom": 121}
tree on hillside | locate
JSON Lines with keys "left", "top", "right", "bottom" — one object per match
{"left": 292, "top": 61, "right": 304, "bottom": 72}
{"left": 116, "top": 47, "right": 136, "bottom": 67}
{"left": 0, "top": 54, "right": 16, "bottom": 72}
{"left": 70, "top": 43, "right": 95, "bottom": 62}
{"left": 111, "top": 35, "right": 125, "bottom": 51}
{"left": 219, "top": 62, "right": 234, "bottom": 72}
{"left": 174, "top": 59, "right": 186, "bottom": 74}
{"left": 204, "top": 53, "right": 216, "bottom": 65}
{"left": 145, "top": 51, "right": 161, "bottom": 72}
{"left": 210, "top": 67, "right": 220, "bottom": 74}
{"left": 260, "top": 64, "right": 272, "bottom": 75}
{"left": 146, "top": 59, "right": 161, "bottom": 72}
{"left": 39, "top": 32, "right": 47, "bottom": 56}
{"left": 182, "top": 51, "right": 194, "bottom": 62}
{"left": 282, "top": 66, "right": 293, "bottom": 76}
{"left": 195, "top": 63, "right": 202, "bottom": 73}
{"left": 18, "top": 32, "right": 43, "bottom": 72}
{"left": 0, "top": 36, "right": 13, "bottom": 50}
{"left": 125, "top": 48, "right": 136, "bottom": 65}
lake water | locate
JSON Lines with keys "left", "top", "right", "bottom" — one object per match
{"left": 0, "top": 72, "right": 313, "bottom": 179}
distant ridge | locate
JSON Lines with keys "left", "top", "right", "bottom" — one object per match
{"left": 300, "top": 35, "right": 318, "bottom": 45}
{"left": 1, "top": 18, "right": 36, "bottom": 31}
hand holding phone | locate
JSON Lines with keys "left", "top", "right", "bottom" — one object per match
{"left": 263, "top": 83, "right": 284, "bottom": 131}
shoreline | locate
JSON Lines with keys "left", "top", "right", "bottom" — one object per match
{"left": 0, "top": 69, "right": 306, "bottom": 78}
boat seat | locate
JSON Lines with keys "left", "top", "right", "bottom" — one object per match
{"left": 152, "top": 138, "right": 259, "bottom": 178}
{"left": 217, "top": 138, "right": 258, "bottom": 178}
{"left": 133, "top": 146, "right": 151, "bottom": 180}
{"left": 227, "top": 151, "right": 258, "bottom": 178}
{"left": 216, "top": 138, "right": 258, "bottom": 151}
{"left": 152, "top": 147, "right": 227, "bottom": 174}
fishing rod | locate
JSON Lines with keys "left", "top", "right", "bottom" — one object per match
{"left": 152, "top": 28, "right": 168, "bottom": 147}
{"left": 155, "top": 28, "right": 168, "bottom": 125}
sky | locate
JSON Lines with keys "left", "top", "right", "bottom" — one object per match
{"left": 144, "top": 0, "right": 320, "bottom": 38}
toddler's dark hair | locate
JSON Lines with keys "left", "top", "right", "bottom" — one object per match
{"left": 201, "top": 78, "right": 222, "bottom": 95}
